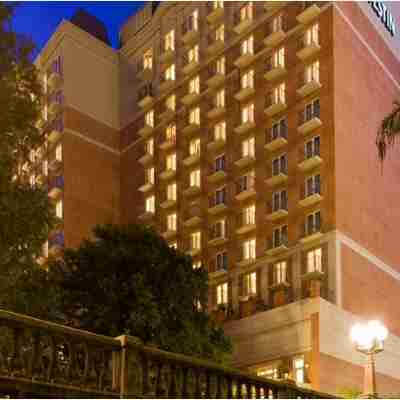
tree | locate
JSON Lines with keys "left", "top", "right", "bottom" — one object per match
{"left": 47, "top": 224, "right": 232, "bottom": 363}
{"left": 376, "top": 101, "right": 400, "bottom": 162}
{"left": 0, "top": 3, "right": 55, "bottom": 306}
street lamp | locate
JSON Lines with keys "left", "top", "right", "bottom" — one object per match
{"left": 350, "top": 320, "right": 388, "bottom": 398}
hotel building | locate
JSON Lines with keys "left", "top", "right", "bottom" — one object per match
{"left": 32, "top": 2, "right": 400, "bottom": 394}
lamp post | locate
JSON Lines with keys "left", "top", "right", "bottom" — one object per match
{"left": 350, "top": 320, "right": 388, "bottom": 398}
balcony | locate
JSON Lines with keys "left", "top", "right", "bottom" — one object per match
{"left": 187, "top": 247, "right": 201, "bottom": 258}
{"left": 138, "top": 210, "right": 155, "bottom": 224}
{"left": 183, "top": 185, "right": 201, "bottom": 198}
{"left": 234, "top": 51, "right": 256, "bottom": 69}
{"left": 300, "top": 222, "right": 323, "bottom": 244}
{"left": 159, "top": 107, "right": 175, "bottom": 122}
{"left": 182, "top": 55, "right": 199, "bottom": 76}
{"left": 162, "top": 229, "right": 177, "bottom": 241}
{"left": 264, "top": 25, "right": 286, "bottom": 48}
{"left": 236, "top": 214, "right": 256, "bottom": 235}
{"left": 181, "top": 92, "right": 201, "bottom": 107}
{"left": 264, "top": 59, "right": 286, "bottom": 82}
{"left": 264, "top": 130, "right": 288, "bottom": 152}
{"left": 207, "top": 104, "right": 226, "bottom": 120}
{"left": 297, "top": 38, "right": 321, "bottom": 61}
{"left": 265, "top": 171, "right": 288, "bottom": 187}
{"left": 137, "top": 62, "right": 153, "bottom": 81}
{"left": 159, "top": 46, "right": 175, "bottom": 64}
{"left": 299, "top": 184, "right": 322, "bottom": 208}
{"left": 159, "top": 168, "right": 176, "bottom": 181}
{"left": 207, "top": 137, "right": 226, "bottom": 152}
{"left": 298, "top": 109, "right": 322, "bottom": 135}
{"left": 206, "top": 34, "right": 224, "bottom": 56}
{"left": 233, "top": 8, "right": 254, "bottom": 34}
{"left": 138, "top": 84, "right": 154, "bottom": 109}
{"left": 237, "top": 255, "right": 256, "bottom": 268}
{"left": 266, "top": 199, "right": 288, "bottom": 221}
{"left": 47, "top": 94, "right": 63, "bottom": 117}
{"left": 159, "top": 76, "right": 175, "bottom": 93}
{"left": 46, "top": 118, "right": 63, "bottom": 143}
{"left": 265, "top": 95, "right": 287, "bottom": 117}
{"left": 160, "top": 198, "right": 177, "bottom": 210}
{"left": 138, "top": 180, "right": 154, "bottom": 193}
{"left": 264, "top": 2, "right": 286, "bottom": 12}
{"left": 235, "top": 176, "right": 256, "bottom": 201}
{"left": 234, "top": 121, "right": 256, "bottom": 136}
{"left": 297, "top": 77, "right": 322, "bottom": 99}
{"left": 49, "top": 157, "right": 62, "bottom": 172}
{"left": 208, "top": 197, "right": 228, "bottom": 215}
{"left": 235, "top": 154, "right": 256, "bottom": 169}
{"left": 181, "top": 18, "right": 199, "bottom": 44}
{"left": 234, "top": 85, "right": 255, "bottom": 102}
{"left": 48, "top": 175, "right": 64, "bottom": 199}
{"left": 266, "top": 237, "right": 288, "bottom": 256}
{"left": 297, "top": 2, "right": 322, "bottom": 25}
{"left": 207, "top": 167, "right": 227, "bottom": 184}
{"left": 49, "top": 232, "right": 64, "bottom": 256}
{"left": 207, "top": 3, "right": 224, "bottom": 24}
{"left": 182, "top": 122, "right": 200, "bottom": 137}
{"left": 298, "top": 150, "right": 323, "bottom": 172}
{"left": 206, "top": 67, "right": 225, "bottom": 88}
{"left": 183, "top": 207, "right": 202, "bottom": 228}
{"left": 208, "top": 226, "right": 228, "bottom": 247}
{"left": 138, "top": 123, "right": 154, "bottom": 139}
{"left": 159, "top": 135, "right": 176, "bottom": 151}
{"left": 183, "top": 152, "right": 200, "bottom": 167}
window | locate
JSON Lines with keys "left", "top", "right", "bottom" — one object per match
{"left": 170, "top": 242, "right": 177, "bottom": 249}
{"left": 306, "top": 211, "right": 321, "bottom": 235}
{"left": 239, "top": 2, "right": 253, "bottom": 22}
{"left": 215, "top": 89, "right": 225, "bottom": 108}
{"left": 193, "top": 261, "right": 202, "bottom": 269}
{"left": 216, "top": 251, "right": 228, "bottom": 271}
{"left": 241, "top": 35, "right": 254, "bottom": 56}
{"left": 166, "top": 153, "right": 177, "bottom": 171}
{"left": 216, "top": 56, "right": 226, "bottom": 75}
{"left": 216, "top": 282, "right": 228, "bottom": 305}
{"left": 274, "top": 261, "right": 287, "bottom": 284}
{"left": 166, "top": 94, "right": 176, "bottom": 111}
{"left": 243, "top": 238, "right": 256, "bottom": 261}
{"left": 243, "top": 204, "right": 256, "bottom": 225}
{"left": 145, "top": 196, "right": 155, "bottom": 213}
{"left": 42, "top": 160, "right": 48, "bottom": 176}
{"left": 305, "top": 174, "right": 321, "bottom": 196}
{"left": 241, "top": 69, "right": 254, "bottom": 89}
{"left": 272, "top": 14, "right": 283, "bottom": 33}
{"left": 238, "top": 172, "right": 255, "bottom": 192}
{"left": 272, "top": 225, "right": 287, "bottom": 248}
{"left": 272, "top": 83, "right": 286, "bottom": 104}
{"left": 257, "top": 367, "right": 278, "bottom": 380}
{"left": 186, "top": 9, "right": 199, "bottom": 32}
{"left": 167, "top": 182, "right": 177, "bottom": 201}
{"left": 164, "top": 29, "right": 175, "bottom": 51}
{"left": 241, "top": 137, "right": 255, "bottom": 158}
{"left": 272, "top": 190, "right": 287, "bottom": 211}
{"left": 215, "top": 187, "right": 226, "bottom": 205}
{"left": 293, "top": 357, "right": 305, "bottom": 384}
{"left": 165, "top": 64, "right": 176, "bottom": 81}
{"left": 214, "top": 154, "right": 225, "bottom": 172}
{"left": 145, "top": 110, "right": 154, "bottom": 127}
{"left": 305, "top": 23, "right": 319, "bottom": 46}
{"left": 166, "top": 124, "right": 176, "bottom": 142}
{"left": 190, "top": 169, "right": 201, "bottom": 187}
{"left": 189, "top": 75, "right": 200, "bottom": 94}
{"left": 307, "top": 248, "right": 322, "bottom": 273}
{"left": 145, "top": 167, "right": 155, "bottom": 185}
{"left": 212, "top": 0, "right": 224, "bottom": 10}
{"left": 191, "top": 231, "right": 201, "bottom": 250}
{"left": 189, "top": 107, "right": 200, "bottom": 125}
{"left": 243, "top": 271, "right": 257, "bottom": 296}
{"left": 188, "top": 45, "right": 199, "bottom": 63}
{"left": 190, "top": 138, "right": 201, "bottom": 156}
{"left": 272, "top": 47, "right": 285, "bottom": 68}
{"left": 214, "top": 121, "right": 226, "bottom": 141}
{"left": 215, "top": 24, "right": 225, "bottom": 42}
{"left": 143, "top": 49, "right": 153, "bottom": 70}
{"left": 29, "top": 174, "right": 35, "bottom": 186}
{"left": 145, "top": 138, "right": 154, "bottom": 155}
{"left": 272, "top": 154, "right": 287, "bottom": 176}
{"left": 212, "top": 219, "right": 227, "bottom": 239}
{"left": 43, "top": 241, "right": 49, "bottom": 258}
{"left": 304, "top": 98, "right": 320, "bottom": 121}
{"left": 29, "top": 150, "right": 35, "bottom": 163}
{"left": 241, "top": 103, "right": 255, "bottom": 124}
{"left": 305, "top": 60, "right": 320, "bottom": 84}
{"left": 167, "top": 213, "right": 177, "bottom": 231}
{"left": 305, "top": 136, "right": 320, "bottom": 158}
{"left": 271, "top": 118, "right": 287, "bottom": 140}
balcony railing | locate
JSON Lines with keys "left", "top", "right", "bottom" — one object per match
{"left": 236, "top": 212, "right": 256, "bottom": 231}
{"left": 233, "top": 4, "right": 254, "bottom": 34}
{"left": 206, "top": 1, "right": 224, "bottom": 24}
{"left": 297, "top": 30, "right": 320, "bottom": 60}
{"left": 298, "top": 104, "right": 320, "bottom": 126}
{"left": 264, "top": 18, "right": 287, "bottom": 47}
{"left": 264, "top": 56, "right": 286, "bottom": 81}
{"left": 267, "top": 234, "right": 288, "bottom": 251}
{"left": 138, "top": 84, "right": 153, "bottom": 108}
{"left": 297, "top": 1, "right": 323, "bottom": 24}
{"left": 301, "top": 183, "right": 321, "bottom": 199}
{"left": 265, "top": 91, "right": 287, "bottom": 117}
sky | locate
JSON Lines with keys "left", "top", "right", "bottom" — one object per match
{"left": 12, "top": 1, "right": 145, "bottom": 53}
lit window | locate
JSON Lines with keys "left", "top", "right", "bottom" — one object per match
{"left": 241, "top": 136, "right": 255, "bottom": 158}
{"left": 170, "top": 242, "right": 177, "bottom": 249}
{"left": 241, "top": 69, "right": 254, "bottom": 89}
{"left": 191, "top": 231, "right": 201, "bottom": 250}
{"left": 305, "top": 60, "right": 320, "bottom": 84}
{"left": 274, "top": 261, "right": 287, "bottom": 284}
{"left": 215, "top": 89, "right": 225, "bottom": 108}
{"left": 167, "top": 213, "right": 177, "bottom": 231}
{"left": 241, "top": 103, "right": 254, "bottom": 124}
{"left": 42, "top": 160, "right": 48, "bottom": 176}
{"left": 257, "top": 367, "right": 278, "bottom": 379}
{"left": 272, "top": 83, "right": 286, "bottom": 104}
{"left": 29, "top": 174, "right": 35, "bottom": 186}
{"left": 213, "top": 0, "right": 224, "bottom": 10}
{"left": 145, "top": 138, "right": 154, "bottom": 155}
{"left": 216, "top": 56, "right": 226, "bottom": 75}
{"left": 145, "top": 195, "right": 155, "bottom": 213}
{"left": 190, "top": 169, "right": 201, "bottom": 187}
{"left": 307, "top": 247, "right": 322, "bottom": 273}
{"left": 272, "top": 14, "right": 283, "bottom": 33}
{"left": 189, "top": 75, "right": 200, "bottom": 94}
{"left": 189, "top": 107, "right": 200, "bottom": 125}
{"left": 186, "top": 9, "right": 199, "bottom": 31}
{"left": 272, "top": 47, "right": 285, "bottom": 68}
{"left": 193, "top": 261, "right": 202, "bottom": 269}
{"left": 241, "top": 35, "right": 254, "bottom": 56}
{"left": 166, "top": 94, "right": 176, "bottom": 111}
{"left": 188, "top": 45, "right": 199, "bottom": 63}
{"left": 145, "top": 167, "right": 155, "bottom": 185}
{"left": 243, "top": 204, "right": 256, "bottom": 225}
{"left": 243, "top": 238, "right": 256, "bottom": 260}
{"left": 166, "top": 124, "right": 176, "bottom": 142}
{"left": 145, "top": 110, "right": 154, "bottom": 127}
{"left": 216, "top": 282, "right": 228, "bottom": 305}
{"left": 143, "top": 49, "right": 153, "bottom": 70}
{"left": 56, "top": 200, "right": 63, "bottom": 219}
{"left": 166, "top": 153, "right": 177, "bottom": 171}
{"left": 293, "top": 357, "right": 305, "bottom": 384}
{"left": 165, "top": 64, "right": 176, "bottom": 81}
{"left": 55, "top": 144, "right": 62, "bottom": 161}
{"left": 43, "top": 241, "right": 49, "bottom": 258}
{"left": 29, "top": 150, "right": 35, "bottom": 163}
{"left": 214, "top": 121, "right": 226, "bottom": 141}
{"left": 164, "top": 29, "right": 175, "bottom": 51}
{"left": 243, "top": 271, "right": 257, "bottom": 296}
{"left": 190, "top": 138, "right": 201, "bottom": 156}
{"left": 305, "top": 23, "right": 319, "bottom": 46}
{"left": 167, "top": 182, "right": 177, "bottom": 201}
{"left": 239, "top": 2, "right": 253, "bottom": 22}
{"left": 215, "top": 24, "right": 224, "bottom": 42}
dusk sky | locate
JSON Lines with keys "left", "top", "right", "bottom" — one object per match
{"left": 12, "top": 2, "right": 145, "bottom": 53}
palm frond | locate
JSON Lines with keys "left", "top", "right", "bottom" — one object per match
{"left": 376, "top": 101, "right": 400, "bottom": 162}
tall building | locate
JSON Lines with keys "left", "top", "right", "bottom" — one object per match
{"left": 32, "top": 2, "right": 400, "bottom": 394}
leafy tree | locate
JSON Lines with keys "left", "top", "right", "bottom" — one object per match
{"left": 376, "top": 101, "right": 400, "bottom": 162}
{"left": 0, "top": 3, "right": 55, "bottom": 306}
{"left": 47, "top": 224, "right": 232, "bottom": 363}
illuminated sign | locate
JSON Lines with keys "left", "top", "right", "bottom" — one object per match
{"left": 369, "top": 2, "right": 396, "bottom": 37}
